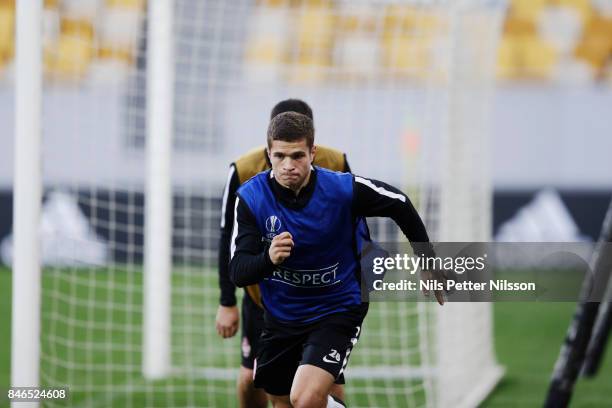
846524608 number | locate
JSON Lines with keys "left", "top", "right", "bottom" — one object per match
{"left": 6, "top": 387, "right": 69, "bottom": 402}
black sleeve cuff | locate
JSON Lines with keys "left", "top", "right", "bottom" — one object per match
{"left": 219, "top": 297, "right": 237, "bottom": 307}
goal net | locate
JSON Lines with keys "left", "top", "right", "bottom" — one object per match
{"left": 9, "top": 0, "right": 506, "bottom": 406}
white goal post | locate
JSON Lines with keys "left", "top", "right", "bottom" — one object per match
{"left": 11, "top": 2, "right": 43, "bottom": 408}
{"left": 10, "top": 1, "right": 507, "bottom": 407}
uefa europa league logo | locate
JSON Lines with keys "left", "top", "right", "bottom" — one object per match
{"left": 265, "top": 215, "right": 282, "bottom": 239}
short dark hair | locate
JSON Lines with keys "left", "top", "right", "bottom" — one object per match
{"left": 267, "top": 112, "right": 314, "bottom": 149}
{"left": 270, "top": 99, "right": 313, "bottom": 121}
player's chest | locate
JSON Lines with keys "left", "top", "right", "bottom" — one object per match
{"left": 258, "top": 200, "right": 351, "bottom": 249}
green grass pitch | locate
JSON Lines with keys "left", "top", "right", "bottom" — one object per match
{"left": 1, "top": 266, "right": 611, "bottom": 407}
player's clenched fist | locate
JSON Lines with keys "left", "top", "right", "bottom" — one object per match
{"left": 268, "top": 232, "right": 294, "bottom": 265}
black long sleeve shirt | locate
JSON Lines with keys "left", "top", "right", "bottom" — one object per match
{"left": 229, "top": 168, "right": 433, "bottom": 288}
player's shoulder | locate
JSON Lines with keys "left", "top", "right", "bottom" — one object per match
{"left": 237, "top": 169, "right": 270, "bottom": 196}
{"left": 234, "top": 146, "right": 269, "bottom": 184}
{"left": 313, "top": 144, "right": 346, "bottom": 172}
{"left": 316, "top": 166, "right": 350, "bottom": 178}
{"left": 315, "top": 167, "right": 354, "bottom": 196}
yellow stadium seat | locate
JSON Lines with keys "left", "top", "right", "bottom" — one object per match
{"left": 296, "top": 5, "right": 335, "bottom": 51}
{"left": 574, "top": 15, "right": 612, "bottom": 70}
{"left": 522, "top": 38, "right": 557, "bottom": 78}
{"left": 303, "top": 0, "right": 332, "bottom": 7}
{"left": 335, "top": 4, "right": 378, "bottom": 34}
{"left": 510, "top": 0, "right": 547, "bottom": 22}
{"left": 382, "top": 35, "right": 431, "bottom": 78}
{"left": 61, "top": 18, "right": 94, "bottom": 40}
{"left": 0, "top": 3, "right": 14, "bottom": 66}
{"left": 497, "top": 36, "right": 522, "bottom": 79}
{"left": 289, "top": 4, "right": 334, "bottom": 82}
{"left": 45, "top": 35, "right": 93, "bottom": 80}
{"left": 244, "top": 5, "right": 290, "bottom": 67}
{"left": 97, "top": 46, "right": 133, "bottom": 64}
{"left": 106, "top": 0, "right": 145, "bottom": 9}
{"left": 504, "top": 16, "right": 537, "bottom": 36}
{"left": 257, "top": 0, "right": 291, "bottom": 7}
{"left": 245, "top": 36, "right": 285, "bottom": 64}
{"left": 583, "top": 15, "right": 612, "bottom": 37}
{"left": 383, "top": 5, "right": 407, "bottom": 33}
{"left": 385, "top": 6, "right": 445, "bottom": 35}
{"left": 575, "top": 40, "right": 612, "bottom": 70}
{"left": 411, "top": 10, "right": 445, "bottom": 36}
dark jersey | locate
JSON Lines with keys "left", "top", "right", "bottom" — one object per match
{"left": 229, "top": 167, "right": 435, "bottom": 323}
{"left": 218, "top": 146, "right": 351, "bottom": 307}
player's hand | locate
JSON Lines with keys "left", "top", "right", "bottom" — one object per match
{"left": 421, "top": 269, "right": 446, "bottom": 306}
{"left": 268, "top": 232, "right": 294, "bottom": 265}
{"left": 215, "top": 305, "right": 239, "bottom": 338}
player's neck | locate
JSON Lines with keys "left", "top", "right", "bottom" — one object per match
{"left": 275, "top": 169, "right": 312, "bottom": 196}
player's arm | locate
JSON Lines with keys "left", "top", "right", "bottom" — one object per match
{"left": 218, "top": 164, "right": 240, "bottom": 306}
{"left": 352, "top": 176, "right": 432, "bottom": 254}
{"left": 216, "top": 164, "right": 241, "bottom": 338}
{"left": 352, "top": 176, "right": 445, "bottom": 305}
{"left": 229, "top": 197, "right": 290, "bottom": 287}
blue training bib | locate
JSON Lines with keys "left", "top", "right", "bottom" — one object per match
{"left": 237, "top": 167, "right": 363, "bottom": 323}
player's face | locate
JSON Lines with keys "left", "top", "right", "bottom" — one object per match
{"left": 268, "top": 139, "right": 316, "bottom": 192}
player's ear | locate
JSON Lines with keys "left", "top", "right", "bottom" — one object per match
{"left": 310, "top": 145, "right": 317, "bottom": 162}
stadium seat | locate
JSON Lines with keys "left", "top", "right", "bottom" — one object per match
{"left": 0, "top": 2, "right": 14, "bottom": 68}
{"left": 288, "top": 3, "right": 334, "bottom": 82}
{"left": 45, "top": 34, "right": 93, "bottom": 79}
{"left": 97, "top": 7, "right": 141, "bottom": 64}
{"left": 497, "top": 36, "right": 522, "bottom": 79}
{"left": 295, "top": 4, "right": 334, "bottom": 52}
{"left": 335, "top": 6, "right": 374, "bottom": 33}
{"left": 510, "top": 0, "right": 547, "bottom": 22}
{"left": 245, "top": 36, "right": 285, "bottom": 64}
{"left": 243, "top": 5, "right": 290, "bottom": 82}
{"left": 382, "top": 35, "right": 431, "bottom": 78}
{"left": 504, "top": 16, "right": 537, "bottom": 36}
{"left": 574, "top": 15, "right": 612, "bottom": 72}
{"left": 61, "top": 18, "right": 95, "bottom": 40}
{"left": 522, "top": 38, "right": 557, "bottom": 78}
{"left": 257, "top": 0, "right": 291, "bottom": 7}
{"left": 105, "top": 0, "right": 145, "bottom": 9}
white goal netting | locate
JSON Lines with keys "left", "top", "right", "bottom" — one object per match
{"left": 8, "top": 0, "right": 506, "bottom": 406}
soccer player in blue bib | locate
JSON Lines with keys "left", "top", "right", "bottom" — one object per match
{"left": 230, "top": 111, "right": 442, "bottom": 408}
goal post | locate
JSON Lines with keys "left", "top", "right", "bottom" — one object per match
{"left": 9, "top": 0, "right": 508, "bottom": 406}
{"left": 11, "top": 2, "right": 43, "bottom": 407}
{"left": 142, "top": 0, "right": 175, "bottom": 380}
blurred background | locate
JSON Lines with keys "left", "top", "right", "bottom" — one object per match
{"left": 0, "top": 0, "right": 611, "bottom": 244}
{"left": 1, "top": 0, "right": 612, "bottom": 407}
